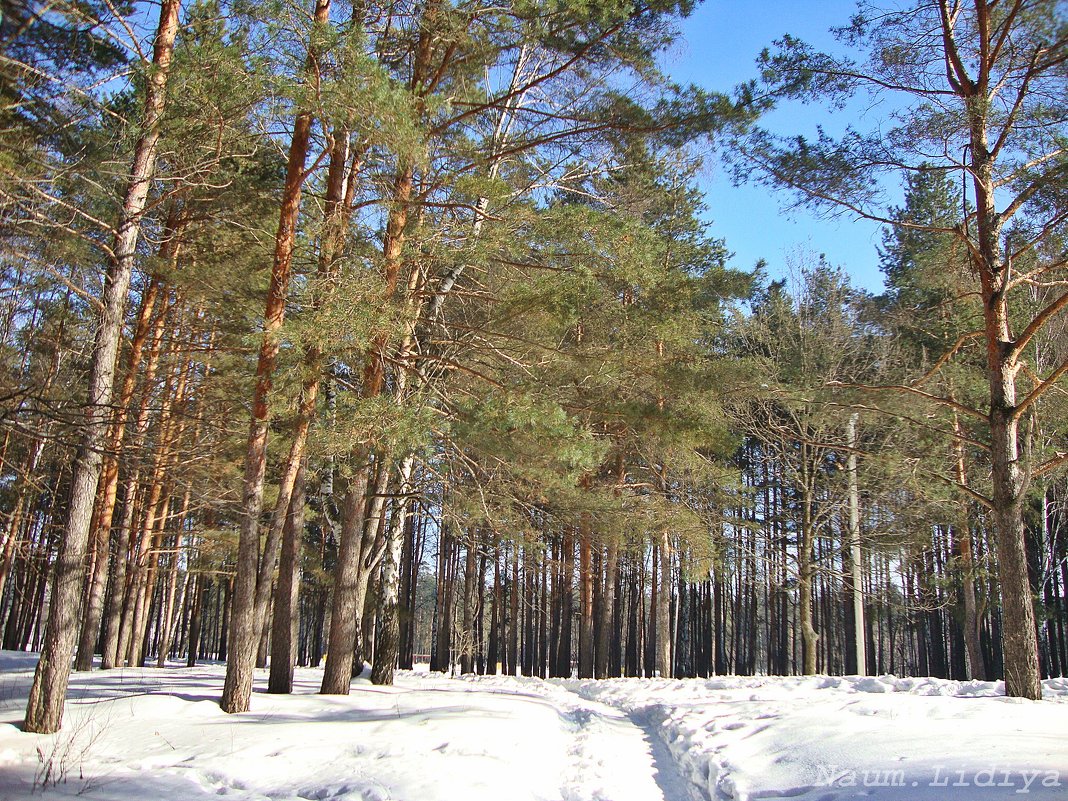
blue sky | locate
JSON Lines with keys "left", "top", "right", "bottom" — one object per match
{"left": 661, "top": 0, "right": 890, "bottom": 293}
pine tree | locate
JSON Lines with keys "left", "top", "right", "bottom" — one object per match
{"left": 748, "top": 0, "right": 1068, "bottom": 698}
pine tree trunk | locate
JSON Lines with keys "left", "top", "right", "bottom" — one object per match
{"left": 123, "top": 340, "right": 191, "bottom": 667}
{"left": 75, "top": 208, "right": 183, "bottom": 672}
{"left": 798, "top": 451, "right": 819, "bottom": 675}
{"left": 155, "top": 491, "right": 190, "bottom": 666}
{"left": 557, "top": 533, "right": 573, "bottom": 677}
{"left": 75, "top": 275, "right": 163, "bottom": 672}
{"left": 460, "top": 527, "right": 478, "bottom": 675}
{"left": 23, "top": 0, "right": 181, "bottom": 733}
{"left": 320, "top": 468, "right": 370, "bottom": 693}
{"left": 268, "top": 462, "right": 305, "bottom": 694}
{"left": 252, "top": 129, "right": 354, "bottom": 655}
{"left": 398, "top": 509, "right": 420, "bottom": 670}
{"left": 221, "top": 0, "right": 332, "bottom": 716}
{"left": 960, "top": 52, "right": 1041, "bottom": 697}
{"left": 596, "top": 541, "right": 617, "bottom": 679}
{"left": 99, "top": 293, "right": 173, "bottom": 669}
{"left": 507, "top": 543, "right": 519, "bottom": 675}
{"left": 186, "top": 573, "right": 205, "bottom": 667}
{"left": 487, "top": 543, "right": 501, "bottom": 674}
{"left": 578, "top": 524, "right": 594, "bottom": 679}
{"left": 656, "top": 531, "right": 672, "bottom": 677}
{"left": 990, "top": 397, "right": 1041, "bottom": 698}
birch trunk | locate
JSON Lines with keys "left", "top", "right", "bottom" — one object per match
{"left": 846, "top": 413, "right": 866, "bottom": 675}
{"left": 371, "top": 456, "right": 415, "bottom": 685}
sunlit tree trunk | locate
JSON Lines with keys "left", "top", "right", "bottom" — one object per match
{"left": 222, "top": 0, "right": 333, "bottom": 715}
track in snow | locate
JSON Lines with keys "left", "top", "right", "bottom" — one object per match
{"left": 627, "top": 708, "right": 707, "bottom": 801}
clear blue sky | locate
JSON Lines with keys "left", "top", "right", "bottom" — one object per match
{"left": 661, "top": 0, "right": 890, "bottom": 293}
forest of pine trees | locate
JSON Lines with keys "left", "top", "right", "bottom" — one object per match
{"left": 1, "top": 0, "right": 1066, "bottom": 733}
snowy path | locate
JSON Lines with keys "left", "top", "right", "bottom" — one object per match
{"left": 1, "top": 652, "right": 1066, "bottom": 801}
{"left": 0, "top": 654, "right": 679, "bottom": 801}
{"left": 626, "top": 708, "right": 706, "bottom": 801}
{"left": 568, "top": 674, "right": 1068, "bottom": 800}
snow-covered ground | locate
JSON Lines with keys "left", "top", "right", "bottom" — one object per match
{"left": 566, "top": 673, "right": 1068, "bottom": 800}
{"left": 0, "top": 652, "right": 1065, "bottom": 801}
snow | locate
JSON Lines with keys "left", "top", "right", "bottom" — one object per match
{"left": 565, "top": 674, "right": 1068, "bottom": 800}
{"left": 0, "top": 652, "right": 1065, "bottom": 801}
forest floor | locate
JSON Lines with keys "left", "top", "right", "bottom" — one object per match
{"left": 0, "top": 651, "right": 1065, "bottom": 801}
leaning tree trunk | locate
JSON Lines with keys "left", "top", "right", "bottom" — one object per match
{"left": 221, "top": 0, "right": 332, "bottom": 716}
{"left": 75, "top": 207, "right": 182, "bottom": 672}
{"left": 24, "top": 0, "right": 181, "bottom": 734}
{"left": 320, "top": 164, "right": 413, "bottom": 694}
{"left": 251, "top": 128, "right": 355, "bottom": 652}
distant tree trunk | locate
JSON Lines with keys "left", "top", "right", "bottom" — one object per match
{"left": 556, "top": 532, "right": 574, "bottom": 677}
{"left": 99, "top": 295, "right": 174, "bottom": 669}
{"left": 186, "top": 573, "right": 205, "bottom": 667}
{"left": 487, "top": 542, "right": 501, "bottom": 674}
{"left": 357, "top": 457, "right": 392, "bottom": 669}
{"left": 507, "top": 543, "right": 519, "bottom": 675}
{"left": 124, "top": 340, "right": 192, "bottom": 668}
{"left": 24, "top": 0, "right": 181, "bottom": 734}
{"left": 578, "top": 523, "right": 594, "bottom": 679}
{"left": 398, "top": 509, "right": 421, "bottom": 670}
{"left": 950, "top": 410, "right": 985, "bottom": 680}
{"left": 156, "top": 490, "right": 191, "bottom": 666}
{"left": 460, "top": 528, "right": 478, "bottom": 674}
{"left": 596, "top": 541, "right": 618, "bottom": 679}
{"left": 656, "top": 531, "right": 672, "bottom": 677}
{"left": 798, "top": 449, "right": 819, "bottom": 675}
{"left": 268, "top": 461, "right": 305, "bottom": 693}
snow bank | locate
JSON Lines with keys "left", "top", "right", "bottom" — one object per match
{"left": 566, "top": 674, "right": 1068, "bottom": 800}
